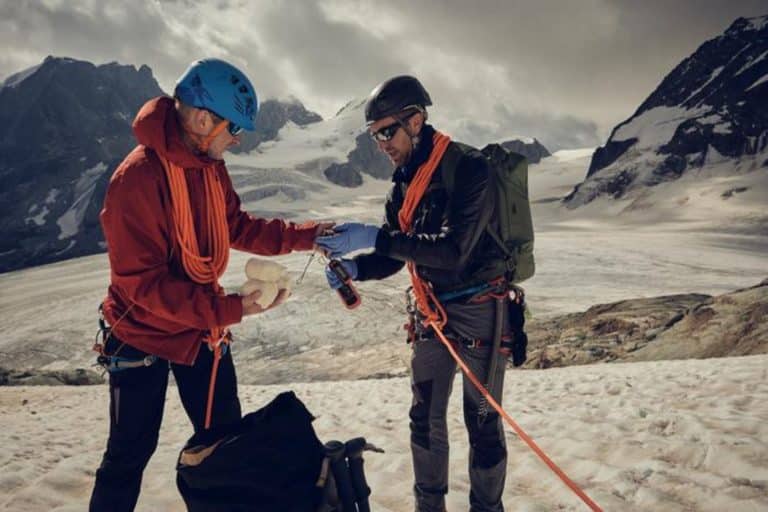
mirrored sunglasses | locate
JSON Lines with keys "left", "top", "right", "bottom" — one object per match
{"left": 369, "top": 110, "right": 418, "bottom": 142}
{"left": 227, "top": 122, "right": 243, "bottom": 137}
{"left": 370, "top": 121, "right": 402, "bottom": 142}
{"left": 207, "top": 109, "right": 243, "bottom": 137}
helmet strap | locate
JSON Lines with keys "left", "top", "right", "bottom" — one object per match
{"left": 397, "top": 112, "right": 422, "bottom": 163}
{"left": 180, "top": 116, "right": 229, "bottom": 155}
{"left": 198, "top": 120, "right": 229, "bottom": 153}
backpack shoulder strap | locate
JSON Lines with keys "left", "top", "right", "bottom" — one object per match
{"left": 441, "top": 141, "right": 515, "bottom": 265}
{"left": 439, "top": 141, "right": 474, "bottom": 195}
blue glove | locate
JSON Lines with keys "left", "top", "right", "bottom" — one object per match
{"left": 325, "top": 259, "right": 358, "bottom": 289}
{"left": 315, "top": 222, "right": 380, "bottom": 258}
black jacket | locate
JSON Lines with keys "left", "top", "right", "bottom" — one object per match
{"left": 354, "top": 124, "right": 501, "bottom": 294}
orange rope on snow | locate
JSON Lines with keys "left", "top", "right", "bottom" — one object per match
{"left": 430, "top": 320, "right": 603, "bottom": 511}
{"left": 397, "top": 132, "right": 603, "bottom": 511}
{"left": 162, "top": 157, "right": 231, "bottom": 429}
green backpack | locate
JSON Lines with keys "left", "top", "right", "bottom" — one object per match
{"left": 441, "top": 142, "right": 535, "bottom": 284}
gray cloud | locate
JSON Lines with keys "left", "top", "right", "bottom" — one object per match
{"left": 0, "top": 1, "right": 186, "bottom": 91}
{"left": 450, "top": 106, "right": 602, "bottom": 152}
{"left": 1, "top": 0, "right": 765, "bottom": 149}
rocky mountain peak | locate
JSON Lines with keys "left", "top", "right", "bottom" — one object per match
{"left": 232, "top": 98, "right": 323, "bottom": 153}
{"left": 565, "top": 14, "right": 768, "bottom": 207}
{"left": 0, "top": 56, "right": 164, "bottom": 272}
{"left": 499, "top": 137, "right": 551, "bottom": 164}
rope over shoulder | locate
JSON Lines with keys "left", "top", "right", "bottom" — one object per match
{"left": 161, "top": 157, "right": 232, "bottom": 429}
{"left": 398, "top": 131, "right": 452, "bottom": 329}
{"left": 397, "top": 132, "right": 602, "bottom": 511}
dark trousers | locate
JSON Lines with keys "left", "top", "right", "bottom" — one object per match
{"left": 409, "top": 339, "right": 507, "bottom": 512}
{"left": 409, "top": 298, "right": 511, "bottom": 512}
{"left": 89, "top": 337, "right": 242, "bottom": 512}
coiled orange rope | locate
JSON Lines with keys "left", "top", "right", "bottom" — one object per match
{"left": 398, "top": 131, "right": 452, "bottom": 330}
{"left": 162, "top": 157, "right": 231, "bottom": 429}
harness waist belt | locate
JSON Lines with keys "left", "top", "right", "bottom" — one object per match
{"left": 436, "top": 282, "right": 494, "bottom": 303}
{"left": 98, "top": 354, "right": 158, "bottom": 373}
{"left": 412, "top": 331, "right": 514, "bottom": 350}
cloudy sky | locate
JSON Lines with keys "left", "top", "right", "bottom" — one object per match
{"left": 1, "top": 0, "right": 765, "bottom": 149}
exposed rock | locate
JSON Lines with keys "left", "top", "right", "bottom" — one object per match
{"left": 523, "top": 279, "right": 768, "bottom": 369}
{"left": 0, "top": 56, "right": 164, "bottom": 272}
{"left": 322, "top": 132, "right": 393, "bottom": 187}
{"left": 347, "top": 132, "right": 394, "bottom": 180}
{"left": 721, "top": 186, "right": 749, "bottom": 198}
{"left": 231, "top": 98, "right": 322, "bottom": 153}
{"left": 500, "top": 138, "right": 551, "bottom": 164}
{"left": 323, "top": 162, "right": 363, "bottom": 187}
{"left": 0, "top": 367, "right": 104, "bottom": 386}
{"left": 566, "top": 15, "right": 768, "bottom": 207}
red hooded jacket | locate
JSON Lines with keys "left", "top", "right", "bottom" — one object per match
{"left": 100, "top": 96, "right": 318, "bottom": 365}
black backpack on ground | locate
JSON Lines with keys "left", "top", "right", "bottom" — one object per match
{"left": 176, "top": 391, "right": 377, "bottom": 512}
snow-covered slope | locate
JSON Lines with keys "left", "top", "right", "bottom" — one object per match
{"left": 230, "top": 96, "right": 324, "bottom": 154}
{"left": 1, "top": 149, "right": 766, "bottom": 385}
{"left": 1, "top": 147, "right": 766, "bottom": 511}
{"left": 226, "top": 97, "right": 394, "bottom": 211}
{"left": 566, "top": 15, "right": 768, "bottom": 222}
{"left": 223, "top": 98, "right": 392, "bottom": 219}
{"left": 1, "top": 355, "right": 766, "bottom": 511}
{"left": 234, "top": 99, "right": 367, "bottom": 171}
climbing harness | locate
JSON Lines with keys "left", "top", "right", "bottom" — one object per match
{"left": 399, "top": 131, "right": 603, "bottom": 512}
{"left": 92, "top": 303, "right": 157, "bottom": 374}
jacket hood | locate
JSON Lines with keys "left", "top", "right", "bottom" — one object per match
{"left": 132, "top": 96, "right": 216, "bottom": 168}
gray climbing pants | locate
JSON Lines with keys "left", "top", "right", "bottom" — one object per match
{"left": 409, "top": 333, "right": 508, "bottom": 512}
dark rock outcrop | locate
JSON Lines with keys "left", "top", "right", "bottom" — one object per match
{"left": 0, "top": 56, "right": 164, "bottom": 272}
{"left": 0, "top": 367, "right": 104, "bottom": 386}
{"left": 321, "top": 132, "right": 393, "bottom": 187}
{"left": 566, "top": 15, "right": 768, "bottom": 206}
{"left": 523, "top": 279, "right": 768, "bottom": 368}
{"left": 323, "top": 162, "right": 363, "bottom": 187}
{"left": 500, "top": 138, "right": 551, "bottom": 164}
{"left": 231, "top": 98, "right": 322, "bottom": 153}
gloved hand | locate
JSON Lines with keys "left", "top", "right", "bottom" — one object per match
{"left": 325, "top": 259, "right": 358, "bottom": 289}
{"left": 315, "top": 222, "right": 380, "bottom": 258}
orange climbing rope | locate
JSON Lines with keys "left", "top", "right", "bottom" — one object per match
{"left": 162, "top": 157, "right": 231, "bottom": 430}
{"left": 398, "top": 131, "right": 452, "bottom": 330}
{"left": 398, "top": 132, "right": 603, "bottom": 511}
{"left": 430, "top": 321, "right": 603, "bottom": 511}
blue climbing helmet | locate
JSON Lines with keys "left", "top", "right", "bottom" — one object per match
{"left": 174, "top": 58, "right": 258, "bottom": 132}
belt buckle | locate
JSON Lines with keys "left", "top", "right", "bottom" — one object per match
{"left": 459, "top": 337, "right": 481, "bottom": 348}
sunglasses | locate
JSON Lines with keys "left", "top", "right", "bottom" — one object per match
{"left": 227, "top": 122, "right": 243, "bottom": 137}
{"left": 370, "top": 111, "right": 418, "bottom": 142}
{"left": 370, "top": 121, "right": 402, "bottom": 142}
{"left": 207, "top": 109, "right": 243, "bottom": 137}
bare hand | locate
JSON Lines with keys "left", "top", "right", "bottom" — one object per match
{"left": 269, "top": 288, "right": 290, "bottom": 309}
{"left": 242, "top": 290, "right": 265, "bottom": 316}
{"left": 241, "top": 288, "right": 291, "bottom": 316}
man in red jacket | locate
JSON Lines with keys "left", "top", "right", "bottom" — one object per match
{"left": 89, "top": 59, "right": 330, "bottom": 511}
